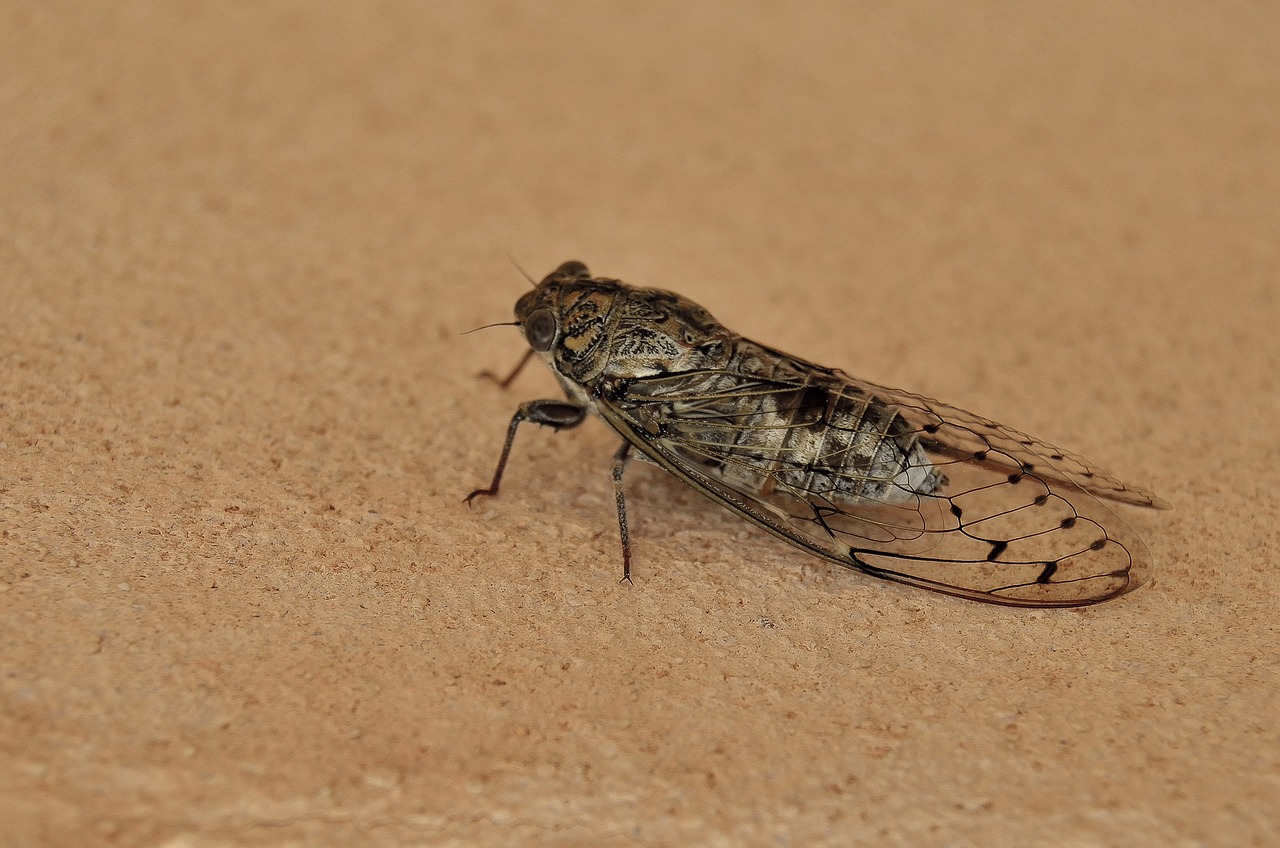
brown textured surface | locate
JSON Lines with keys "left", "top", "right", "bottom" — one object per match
{"left": 2, "top": 3, "right": 1277, "bottom": 846}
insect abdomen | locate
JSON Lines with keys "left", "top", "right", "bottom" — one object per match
{"left": 768, "top": 384, "right": 944, "bottom": 505}
{"left": 659, "top": 377, "right": 944, "bottom": 507}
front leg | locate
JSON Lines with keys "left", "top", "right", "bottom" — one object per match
{"left": 465, "top": 400, "right": 587, "bottom": 504}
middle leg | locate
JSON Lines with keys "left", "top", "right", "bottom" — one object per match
{"left": 612, "top": 441, "right": 635, "bottom": 584}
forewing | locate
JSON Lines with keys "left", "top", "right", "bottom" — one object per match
{"left": 870, "top": 377, "right": 1167, "bottom": 510}
{"left": 597, "top": 367, "right": 1158, "bottom": 607}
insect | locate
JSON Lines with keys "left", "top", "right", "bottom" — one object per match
{"left": 467, "top": 261, "right": 1166, "bottom": 607}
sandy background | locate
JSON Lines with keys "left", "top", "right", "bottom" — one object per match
{"left": 2, "top": 2, "right": 1278, "bottom": 846}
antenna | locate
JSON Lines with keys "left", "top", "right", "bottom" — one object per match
{"left": 506, "top": 253, "right": 536, "bottom": 287}
{"left": 462, "top": 321, "right": 519, "bottom": 336}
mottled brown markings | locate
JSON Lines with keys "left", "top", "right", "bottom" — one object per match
{"left": 795, "top": 385, "right": 830, "bottom": 428}
{"left": 470, "top": 261, "right": 1164, "bottom": 607}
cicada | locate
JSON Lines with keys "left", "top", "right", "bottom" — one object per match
{"left": 467, "top": 261, "right": 1165, "bottom": 607}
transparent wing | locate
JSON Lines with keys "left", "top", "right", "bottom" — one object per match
{"left": 597, "top": 365, "right": 1162, "bottom": 607}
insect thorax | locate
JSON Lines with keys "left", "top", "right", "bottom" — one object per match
{"left": 547, "top": 282, "right": 731, "bottom": 386}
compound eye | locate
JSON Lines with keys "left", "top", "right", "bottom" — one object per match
{"left": 525, "top": 309, "right": 557, "bottom": 351}
{"left": 554, "top": 260, "right": 589, "bottom": 277}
